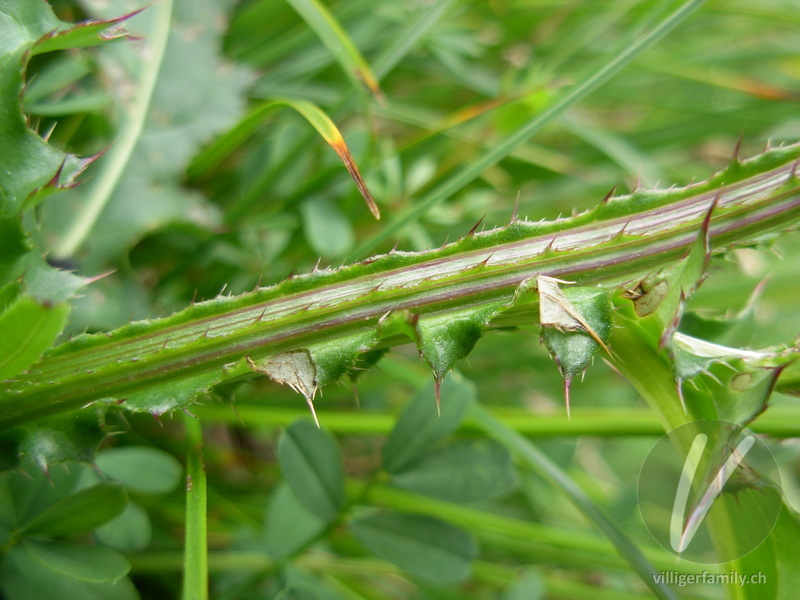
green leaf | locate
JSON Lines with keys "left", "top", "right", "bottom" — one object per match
{"left": 277, "top": 420, "right": 345, "bottom": 522}
{"left": 19, "top": 539, "right": 129, "bottom": 582}
{"left": 93, "top": 502, "right": 152, "bottom": 552}
{"left": 265, "top": 483, "right": 327, "bottom": 560}
{"left": 0, "top": 457, "right": 88, "bottom": 524}
{"left": 0, "top": 295, "right": 69, "bottom": 380}
{"left": 382, "top": 374, "right": 473, "bottom": 474}
{"left": 0, "top": 541, "right": 136, "bottom": 600}
{"left": 390, "top": 439, "right": 516, "bottom": 503}
{"left": 0, "top": 214, "right": 28, "bottom": 287}
{"left": 22, "top": 482, "right": 127, "bottom": 536}
{"left": 537, "top": 278, "right": 612, "bottom": 413}
{"left": 281, "top": 566, "right": 349, "bottom": 600}
{"left": 351, "top": 511, "right": 477, "bottom": 583}
{"left": 671, "top": 333, "right": 789, "bottom": 425}
{"left": 95, "top": 446, "right": 183, "bottom": 495}
{"left": 623, "top": 220, "right": 710, "bottom": 341}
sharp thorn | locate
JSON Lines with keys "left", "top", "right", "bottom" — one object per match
{"left": 477, "top": 252, "right": 494, "bottom": 268}
{"left": 564, "top": 378, "right": 572, "bottom": 419}
{"left": 732, "top": 130, "right": 744, "bottom": 162}
{"left": 467, "top": 215, "right": 486, "bottom": 237}
{"left": 510, "top": 190, "right": 521, "bottom": 223}
{"left": 601, "top": 185, "right": 618, "bottom": 204}
{"left": 305, "top": 396, "right": 320, "bottom": 428}
{"left": 789, "top": 155, "right": 800, "bottom": 181}
{"left": 676, "top": 379, "right": 688, "bottom": 414}
{"left": 434, "top": 377, "right": 442, "bottom": 416}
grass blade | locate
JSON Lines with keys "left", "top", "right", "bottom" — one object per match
{"left": 354, "top": 0, "right": 706, "bottom": 256}
{"left": 190, "top": 98, "right": 379, "bottom": 219}
{"left": 372, "top": 0, "right": 458, "bottom": 80}
{"left": 182, "top": 415, "right": 207, "bottom": 600}
{"left": 285, "top": 0, "right": 384, "bottom": 103}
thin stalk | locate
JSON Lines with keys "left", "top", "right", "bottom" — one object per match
{"left": 192, "top": 405, "right": 800, "bottom": 437}
{"left": 182, "top": 415, "right": 208, "bottom": 600}
{"left": 54, "top": 0, "right": 173, "bottom": 259}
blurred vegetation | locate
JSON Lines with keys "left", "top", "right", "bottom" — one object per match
{"left": 2, "top": 0, "right": 800, "bottom": 598}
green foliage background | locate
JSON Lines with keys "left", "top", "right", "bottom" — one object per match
{"left": 1, "top": 0, "right": 800, "bottom": 599}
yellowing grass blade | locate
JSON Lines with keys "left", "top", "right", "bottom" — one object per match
{"left": 289, "top": 99, "right": 380, "bottom": 219}
{"left": 285, "top": 0, "right": 384, "bottom": 104}
{"left": 190, "top": 98, "right": 380, "bottom": 219}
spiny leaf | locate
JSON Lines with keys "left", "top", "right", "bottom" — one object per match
{"left": 0, "top": 3, "right": 126, "bottom": 208}
{"left": 123, "top": 370, "right": 224, "bottom": 417}
{"left": 0, "top": 2, "right": 132, "bottom": 304}
{"left": 536, "top": 277, "right": 612, "bottom": 415}
{"left": 413, "top": 303, "right": 505, "bottom": 411}
{"left": 672, "top": 333, "right": 794, "bottom": 426}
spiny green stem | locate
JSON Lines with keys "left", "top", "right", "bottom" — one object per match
{"left": 1, "top": 146, "right": 798, "bottom": 429}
